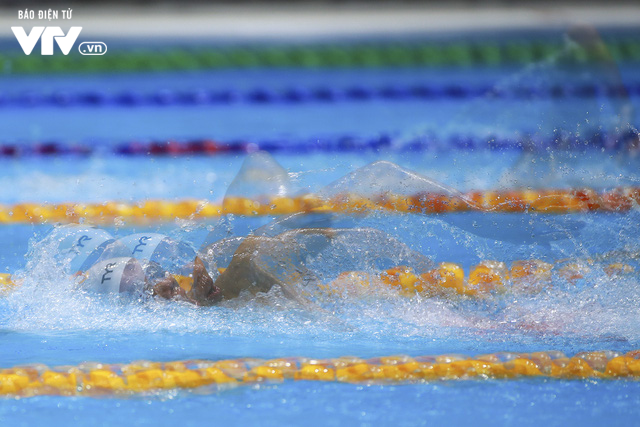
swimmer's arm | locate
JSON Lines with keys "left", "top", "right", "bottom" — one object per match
{"left": 213, "top": 229, "right": 337, "bottom": 301}
{"left": 213, "top": 235, "right": 285, "bottom": 300}
{"left": 185, "top": 257, "right": 222, "bottom": 306}
{"left": 200, "top": 229, "right": 354, "bottom": 329}
{"left": 213, "top": 236, "right": 345, "bottom": 326}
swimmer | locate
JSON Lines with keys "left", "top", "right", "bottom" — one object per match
{"left": 72, "top": 222, "right": 639, "bottom": 307}
{"left": 33, "top": 154, "right": 594, "bottom": 305}
{"left": 79, "top": 225, "right": 432, "bottom": 307}
{"left": 39, "top": 208, "right": 431, "bottom": 306}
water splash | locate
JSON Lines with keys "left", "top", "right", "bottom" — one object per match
{"left": 2, "top": 210, "right": 638, "bottom": 351}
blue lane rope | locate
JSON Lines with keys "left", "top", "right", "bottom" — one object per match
{"left": 2, "top": 130, "right": 638, "bottom": 157}
{"left": 1, "top": 83, "right": 637, "bottom": 108}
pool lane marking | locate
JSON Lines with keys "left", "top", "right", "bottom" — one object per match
{"left": 1, "top": 350, "right": 640, "bottom": 397}
{"left": 0, "top": 187, "right": 637, "bottom": 224}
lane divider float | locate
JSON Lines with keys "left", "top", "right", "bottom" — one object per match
{"left": 4, "top": 38, "right": 639, "bottom": 74}
{"left": 2, "top": 129, "right": 638, "bottom": 157}
{"left": 330, "top": 258, "right": 635, "bottom": 298}
{"left": 0, "top": 187, "right": 637, "bottom": 224}
{"left": 3, "top": 82, "right": 637, "bottom": 109}
{"left": 2, "top": 350, "right": 640, "bottom": 397}
{"left": 1, "top": 257, "right": 635, "bottom": 298}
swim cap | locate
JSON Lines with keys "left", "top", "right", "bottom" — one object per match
{"left": 79, "top": 257, "right": 147, "bottom": 296}
{"left": 48, "top": 224, "right": 130, "bottom": 273}
{"left": 118, "top": 233, "right": 197, "bottom": 277}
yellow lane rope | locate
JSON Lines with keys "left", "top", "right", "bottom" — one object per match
{"left": 331, "top": 259, "right": 635, "bottom": 298}
{"left": 1, "top": 187, "right": 639, "bottom": 224}
{"left": 2, "top": 350, "right": 640, "bottom": 396}
{"left": 0, "top": 258, "right": 634, "bottom": 298}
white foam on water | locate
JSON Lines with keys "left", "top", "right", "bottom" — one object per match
{"left": 3, "top": 229, "right": 639, "bottom": 348}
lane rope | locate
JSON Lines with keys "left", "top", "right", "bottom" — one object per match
{"left": 329, "top": 259, "right": 635, "bottom": 298}
{"left": 3, "top": 129, "right": 638, "bottom": 157}
{"left": 0, "top": 187, "right": 637, "bottom": 224}
{"left": 2, "top": 82, "right": 637, "bottom": 109}
{"left": 1, "top": 256, "right": 635, "bottom": 298}
{"left": 2, "top": 350, "right": 640, "bottom": 396}
{"left": 3, "top": 38, "right": 639, "bottom": 74}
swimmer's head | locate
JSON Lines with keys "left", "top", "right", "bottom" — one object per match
{"left": 118, "top": 233, "right": 197, "bottom": 278}
{"left": 79, "top": 256, "right": 220, "bottom": 305}
{"left": 118, "top": 233, "right": 222, "bottom": 304}
{"left": 78, "top": 257, "right": 147, "bottom": 296}
{"left": 79, "top": 257, "right": 184, "bottom": 301}
{"left": 47, "top": 224, "right": 130, "bottom": 274}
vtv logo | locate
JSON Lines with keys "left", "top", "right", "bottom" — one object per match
{"left": 11, "top": 26, "right": 82, "bottom": 55}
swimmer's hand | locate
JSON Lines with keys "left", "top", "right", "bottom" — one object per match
{"left": 186, "top": 257, "right": 222, "bottom": 306}
{"left": 151, "top": 276, "right": 197, "bottom": 304}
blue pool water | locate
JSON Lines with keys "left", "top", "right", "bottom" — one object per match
{"left": 1, "top": 32, "right": 640, "bottom": 425}
{"left": 4, "top": 380, "right": 640, "bottom": 427}
{"left": 0, "top": 151, "right": 639, "bottom": 425}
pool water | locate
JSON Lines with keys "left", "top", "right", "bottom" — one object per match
{"left": 1, "top": 30, "right": 640, "bottom": 425}
{"left": 5, "top": 381, "right": 640, "bottom": 427}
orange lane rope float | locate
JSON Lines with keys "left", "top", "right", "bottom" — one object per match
{"left": 0, "top": 258, "right": 634, "bottom": 298}
{"left": 0, "top": 187, "right": 638, "bottom": 224}
{"left": 324, "top": 258, "right": 635, "bottom": 298}
{"left": 2, "top": 350, "right": 640, "bottom": 397}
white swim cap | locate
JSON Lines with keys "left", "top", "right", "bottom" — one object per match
{"left": 118, "top": 233, "right": 197, "bottom": 276}
{"left": 79, "top": 257, "right": 147, "bottom": 295}
{"left": 48, "top": 224, "right": 130, "bottom": 273}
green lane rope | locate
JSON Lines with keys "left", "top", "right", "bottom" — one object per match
{"left": 2, "top": 38, "right": 639, "bottom": 74}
